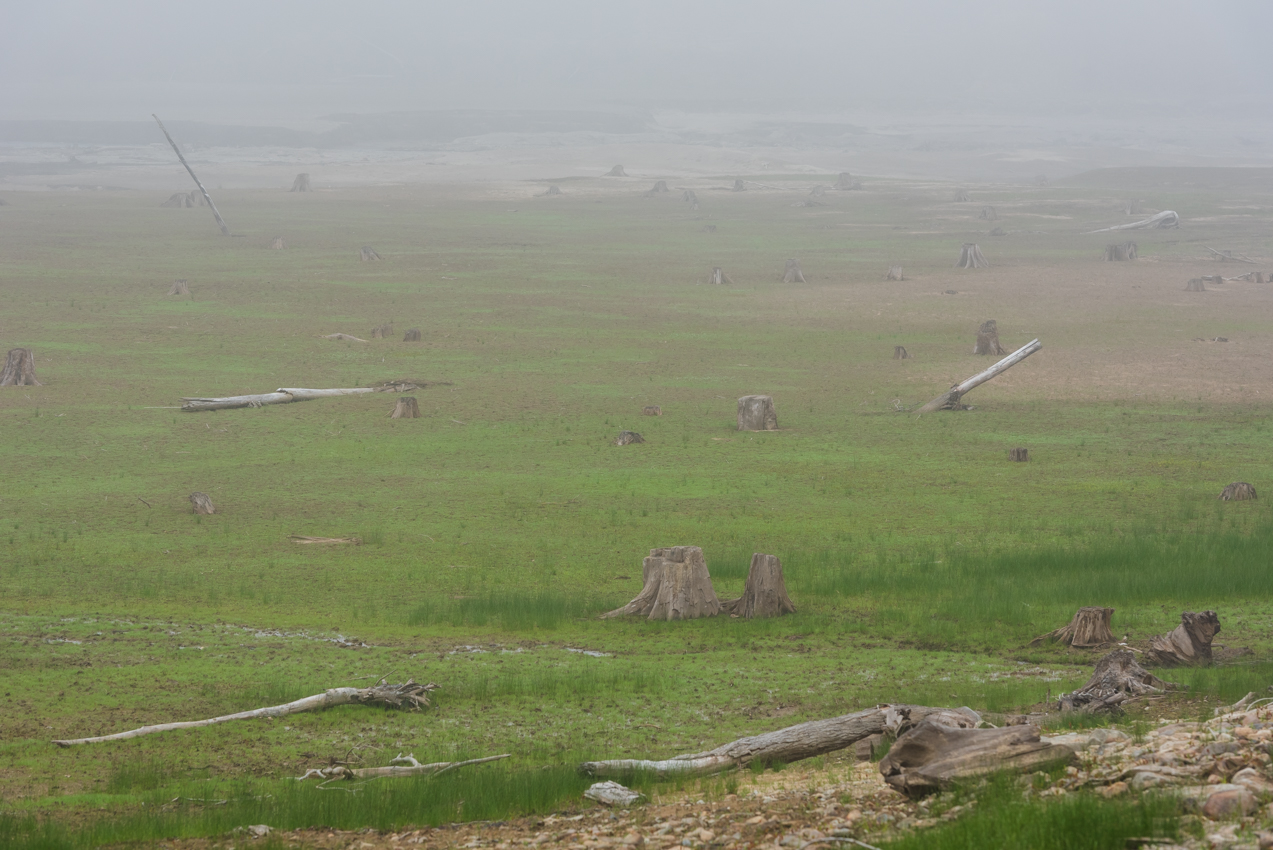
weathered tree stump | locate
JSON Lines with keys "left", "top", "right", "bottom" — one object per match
{"left": 879, "top": 721, "right": 1077, "bottom": 798}
{"left": 1105, "top": 241, "right": 1138, "bottom": 261}
{"left": 1058, "top": 649, "right": 1173, "bottom": 712}
{"left": 1185, "top": 278, "right": 1207, "bottom": 291}
{"left": 161, "top": 191, "right": 195, "bottom": 208}
{"left": 1220, "top": 482, "right": 1257, "bottom": 501}
{"left": 615, "top": 431, "right": 645, "bottom": 446}
{"left": 709, "top": 267, "right": 734, "bottom": 285}
{"left": 732, "top": 179, "right": 746, "bottom": 192}
{"left": 886, "top": 266, "right": 904, "bottom": 281}
{"left": 647, "top": 180, "right": 669, "bottom": 195}
{"left": 0, "top": 348, "right": 41, "bottom": 386}
{"left": 973, "top": 319, "right": 1006, "bottom": 355}
{"left": 954, "top": 190, "right": 970, "bottom": 202}
{"left": 541, "top": 185, "right": 562, "bottom": 197}
{"left": 1009, "top": 447, "right": 1029, "bottom": 462}
{"left": 642, "top": 406, "right": 662, "bottom": 416}
{"left": 956, "top": 243, "right": 989, "bottom": 269}
{"left": 601, "top": 546, "right": 721, "bottom": 621}
{"left": 370, "top": 323, "right": 393, "bottom": 339}
{"left": 893, "top": 345, "right": 910, "bottom": 360}
{"left": 403, "top": 328, "right": 422, "bottom": 342}
{"left": 359, "top": 246, "right": 382, "bottom": 262}
{"left": 1030, "top": 606, "right": 1115, "bottom": 648}
{"left": 168, "top": 279, "right": 190, "bottom": 296}
{"left": 291, "top": 173, "right": 312, "bottom": 192}
{"left": 269, "top": 236, "right": 285, "bottom": 250}
{"left": 978, "top": 206, "right": 997, "bottom": 221}
{"left": 721, "top": 553, "right": 796, "bottom": 619}
{"left": 390, "top": 397, "right": 419, "bottom": 419}
{"left": 189, "top": 492, "right": 216, "bottom": 515}
{"left": 989, "top": 226, "right": 1006, "bottom": 236}
{"left": 1146, "top": 611, "right": 1220, "bottom": 667}
{"left": 1125, "top": 201, "right": 1142, "bottom": 215}
{"left": 782, "top": 259, "right": 805, "bottom": 283}
{"left": 605, "top": 165, "right": 628, "bottom": 177}
{"left": 737, "top": 395, "right": 778, "bottom": 431}
{"left": 834, "top": 172, "right": 857, "bottom": 190}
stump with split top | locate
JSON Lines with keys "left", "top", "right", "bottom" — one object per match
{"left": 602, "top": 546, "right": 721, "bottom": 621}
{"left": 189, "top": 492, "right": 215, "bottom": 515}
{"left": 390, "top": 397, "right": 419, "bottom": 419}
{"left": 721, "top": 553, "right": 796, "bottom": 619}
{"left": 0, "top": 348, "right": 41, "bottom": 386}
{"left": 737, "top": 395, "right": 778, "bottom": 431}
{"left": 1220, "top": 482, "right": 1256, "bottom": 501}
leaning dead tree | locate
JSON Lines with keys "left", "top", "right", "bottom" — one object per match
{"left": 973, "top": 319, "right": 1007, "bottom": 355}
{"left": 721, "top": 553, "right": 795, "bottom": 619}
{"left": 1220, "top": 482, "right": 1257, "bottom": 501}
{"left": 298, "top": 753, "right": 508, "bottom": 783}
{"left": 403, "top": 328, "right": 422, "bottom": 342}
{"left": 918, "top": 338, "right": 1042, "bottom": 413}
{"left": 1207, "top": 246, "right": 1258, "bottom": 264}
{"left": 955, "top": 243, "right": 989, "bottom": 269}
{"left": 602, "top": 546, "right": 721, "bottom": 621}
{"left": 359, "top": 246, "right": 382, "bottom": 262}
{"left": 53, "top": 680, "right": 436, "bottom": 746}
{"left": 782, "top": 259, "right": 805, "bottom": 283}
{"left": 180, "top": 380, "right": 428, "bottom": 411}
{"left": 291, "top": 173, "right": 312, "bottom": 192}
{"left": 189, "top": 492, "right": 216, "bottom": 515}
{"left": 168, "top": 279, "right": 190, "bottom": 296}
{"left": 1030, "top": 607, "right": 1115, "bottom": 648}
{"left": 0, "top": 348, "right": 41, "bottom": 386}
{"left": 1146, "top": 611, "right": 1220, "bottom": 667}
{"left": 152, "top": 114, "right": 230, "bottom": 236}
{"left": 886, "top": 266, "right": 904, "bottom": 281}
{"left": 709, "top": 267, "right": 734, "bottom": 285}
{"left": 1058, "top": 650, "right": 1173, "bottom": 712}
{"left": 737, "top": 395, "right": 778, "bottom": 431}
{"left": 1105, "top": 241, "right": 1138, "bottom": 261}
{"left": 894, "top": 346, "right": 910, "bottom": 360}
{"left": 580, "top": 704, "right": 963, "bottom": 778}
{"left": 1087, "top": 210, "right": 1179, "bottom": 233}
{"left": 605, "top": 165, "right": 628, "bottom": 177}
{"left": 390, "top": 397, "right": 419, "bottom": 419}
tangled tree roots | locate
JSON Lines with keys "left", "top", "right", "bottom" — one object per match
{"left": 1220, "top": 482, "right": 1257, "bottom": 501}
{"left": 0, "top": 348, "right": 41, "bottom": 386}
{"left": 291, "top": 173, "right": 312, "bottom": 192}
{"left": 782, "top": 259, "right": 805, "bottom": 283}
{"left": 956, "top": 243, "right": 989, "bottom": 269}
{"left": 615, "top": 431, "right": 645, "bottom": 446}
{"left": 721, "top": 553, "right": 796, "bottom": 619}
{"left": 737, "top": 395, "right": 778, "bottom": 431}
{"left": 390, "top": 397, "right": 420, "bottom": 419}
{"left": 602, "top": 546, "right": 721, "bottom": 621}
{"left": 189, "top": 492, "right": 216, "bottom": 515}
{"left": 973, "top": 319, "right": 1006, "bottom": 355}
{"left": 1147, "top": 611, "right": 1220, "bottom": 667}
{"left": 1030, "top": 606, "right": 1115, "bottom": 648}
{"left": 1058, "top": 650, "right": 1173, "bottom": 712}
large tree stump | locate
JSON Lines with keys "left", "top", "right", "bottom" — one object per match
{"left": 978, "top": 206, "right": 997, "bottom": 221}
{"left": 189, "top": 492, "right": 216, "bottom": 515}
{"left": 1030, "top": 606, "right": 1115, "bottom": 648}
{"left": 721, "top": 553, "right": 795, "bottom": 619}
{"left": 973, "top": 319, "right": 1006, "bottom": 355}
{"left": 1105, "top": 241, "right": 1138, "bottom": 261}
{"left": 403, "top": 328, "right": 422, "bottom": 342}
{"left": 359, "top": 246, "right": 382, "bottom": 262}
{"left": 956, "top": 243, "right": 989, "bottom": 269}
{"left": 291, "top": 173, "right": 312, "bottom": 192}
{"left": 737, "top": 395, "right": 778, "bottom": 431}
{"left": 269, "top": 236, "right": 285, "bottom": 250}
{"left": 709, "top": 267, "right": 734, "bottom": 285}
{"left": 879, "top": 721, "right": 1077, "bottom": 798}
{"left": 1220, "top": 482, "right": 1257, "bottom": 501}
{"left": 601, "top": 546, "right": 721, "bottom": 621}
{"left": 605, "top": 165, "right": 628, "bottom": 177}
{"left": 0, "top": 348, "right": 41, "bottom": 386}
{"left": 168, "top": 279, "right": 190, "bottom": 296}
{"left": 1146, "top": 611, "right": 1220, "bottom": 667}
{"left": 390, "top": 397, "right": 419, "bottom": 419}
{"left": 954, "top": 190, "right": 970, "bottom": 202}
{"left": 1008, "top": 447, "right": 1029, "bottom": 462}
{"left": 1185, "top": 278, "right": 1207, "bottom": 291}
{"left": 1058, "top": 649, "right": 1172, "bottom": 712}
{"left": 893, "top": 345, "right": 910, "bottom": 360}
{"left": 782, "top": 259, "right": 805, "bottom": 283}
{"left": 615, "top": 431, "right": 645, "bottom": 446}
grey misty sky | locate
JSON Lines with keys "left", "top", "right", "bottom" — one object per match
{"left": 2, "top": 0, "right": 1269, "bottom": 124}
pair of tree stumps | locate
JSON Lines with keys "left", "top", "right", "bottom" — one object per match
{"left": 602, "top": 546, "right": 795, "bottom": 621}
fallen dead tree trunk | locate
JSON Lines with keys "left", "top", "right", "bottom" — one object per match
{"left": 1057, "top": 650, "right": 1174, "bottom": 712}
{"left": 297, "top": 753, "right": 507, "bottom": 783}
{"left": 54, "top": 680, "right": 436, "bottom": 746}
{"left": 1087, "top": 210, "right": 1179, "bottom": 233}
{"left": 181, "top": 380, "right": 429, "bottom": 411}
{"left": 579, "top": 704, "right": 966, "bottom": 778}
{"left": 917, "top": 338, "right": 1041, "bottom": 413}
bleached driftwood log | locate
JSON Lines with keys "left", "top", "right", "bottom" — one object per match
{"left": 917, "top": 339, "right": 1041, "bottom": 413}
{"left": 324, "top": 333, "right": 368, "bottom": 342}
{"left": 1030, "top": 607, "right": 1116, "bottom": 648}
{"left": 1057, "top": 650, "right": 1173, "bottom": 712}
{"left": 579, "top": 704, "right": 966, "bottom": 778}
{"left": 1146, "top": 611, "right": 1220, "bottom": 667}
{"left": 53, "top": 680, "right": 436, "bottom": 746}
{"left": 602, "top": 546, "right": 720, "bottom": 621}
{"left": 1087, "top": 210, "right": 1179, "bottom": 233}
{"left": 297, "top": 753, "right": 506, "bottom": 782}
{"left": 181, "top": 380, "right": 426, "bottom": 411}
{"left": 585, "top": 781, "right": 644, "bottom": 807}
{"left": 720, "top": 553, "right": 795, "bottom": 619}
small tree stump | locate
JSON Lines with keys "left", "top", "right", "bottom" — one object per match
{"left": 647, "top": 180, "right": 669, "bottom": 195}
{"left": 1220, "top": 482, "right": 1257, "bottom": 501}
{"left": 954, "top": 190, "right": 970, "bottom": 202}
{"left": 1058, "top": 649, "right": 1173, "bottom": 712}
{"left": 782, "top": 259, "right": 805, "bottom": 283}
{"left": 834, "top": 172, "right": 856, "bottom": 190}
{"left": 1146, "top": 611, "right": 1220, "bottom": 667}
{"left": 390, "top": 397, "right": 419, "bottom": 419}
{"left": 359, "top": 246, "right": 382, "bottom": 262}
{"left": 1185, "top": 278, "right": 1207, "bottom": 291}
{"left": 1030, "top": 607, "right": 1115, "bottom": 648}
{"left": 956, "top": 243, "right": 989, "bottom": 269}
{"left": 893, "top": 345, "right": 910, "bottom": 360}
{"left": 721, "top": 553, "right": 796, "bottom": 619}
{"left": 709, "top": 267, "right": 734, "bottom": 285}
{"left": 0, "top": 348, "right": 41, "bottom": 386}
{"left": 370, "top": 323, "right": 393, "bottom": 339}
{"left": 886, "top": 266, "right": 904, "bottom": 281}
{"left": 403, "top": 328, "right": 422, "bottom": 342}
{"left": 1008, "top": 447, "right": 1029, "bottom": 462}
{"left": 642, "top": 406, "right": 662, "bottom": 416}
{"left": 737, "top": 395, "right": 778, "bottom": 431}
{"left": 601, "top": 546, "right": 721, "bottom": 621}
{"left": 161, "top": 191, "right": 195, "bottom": 208}
{"left": 973, "top": 319, "right": 1006, "bottom": 355}
{"left": 189, "top": 492, "right": 216, "bottom": 515}
{"left": 681, "top": 189, "right": 699, "bottom": 209}
{"left": 1104, "top": 241, "right": 1138, "bottom": 261}
{"left": 732, "top": 179, "right": 746, "bottom": 192}
{"left": 541, "top": 185, "right": 562, "bottom": 197}
{"left": 615, "top": 431, "right": 644, "bottom": 446}
{"left": 605, "top": 165, "right": 628, "bottom": 177}
{"left": 290, "top": 173, "right": 312, "bottom": 192}
{"left": 168, "top": 279, "right": 190, "bottom": 296}
{"left": 978, "top": 206, "right": 997, "bottom": 221}
{"left": 269, "top": 236, "right": 285, "bottom": 250}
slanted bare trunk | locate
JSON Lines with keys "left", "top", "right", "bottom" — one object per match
{"left": 1105, "top": 241, "right": 1138, "bottom": 261}
{"left": 152, "top": 114, "right": 231, "bottom": 236}
{"left": 605, "top": 165, "right": 628, "bottom": 177}
{"left": 269, "top": 236, "right": 285, "bottom": 250}
{"left": 887, "top": 266, "right": 904, "bottom": 281}
{"left": 642, "top": 406, "right": 662, "bottom": 416}
{"left": 709, "top": 267, "right": 734, "bottom": 285}
{"left": 1220, "top": 482, "right": 1257, "bottom": 501}
{"left": 782, "top": 259, "right": 805, "bottom": 283}
{"left": 359, "top": 246, "right": 382, "bottom": 261}
{"left": 0, "top": 348, "right": 41, "bottom": 386}
{"left": 721, "top": 553, "right": 795, "bottom": 618}
{"left": 894, "top": 346, "right": 910, "bottom": 360}
{"left": 956, "top": 243, "right": 989, "bottom": 269}
{"left": 291, "top": 173, "right": 311, "bottom": 192}
{"left": 918, "top": 338, "right": 1042, "bottom": 413}
{"left": 1030, "top": 607, "right": 1115, "bottom": 648}
{"left": 1146, "top": 611, "right": 1220, "bottom": 667}
{"left": 403, "top": 328, "right": 422, "bottom": 342}
{"left": 737, "top": 395, "right": 778, "bottom": 431}
{"left": 973, "top": 319, "right": 1007, "bottom": 355}
{"left": 1058, "top": 650, "right": 1173, "bottom": 712}
{"left": 601, "top": 546, "right": 720, "bottom": 621}
{"left": 390, "top": 397, "right": 419, "bottom": 419}
{"left": 979, "top": 206, "right": 997, "bottom": 221}
{"left": 168, "top": 279, "right": 190, "bottom": 296}
{"left": 615, "top": 430, "right": 645, "bottom": 446}
{"left": 189, "top": 492, "right": 216, "bottom": 515}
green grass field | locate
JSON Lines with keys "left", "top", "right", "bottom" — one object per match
{"left": 1, "top": 170, "right": 1272, "bottom": 846}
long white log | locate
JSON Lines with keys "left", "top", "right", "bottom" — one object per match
{"left": 1087, "top": 210, "right": 1179, "bottom": 233}
{"left": 53, "top": 680, "right": 435, "bottom": 746}
{"left": 181, "top": 384, "right": 421, "bottom": 411}
{"left": 297, "top": 753, "right": 509, "bottom": 782}
{"left": 918, "top": 339, "right": 1041, "bottom": 413}
{"left": 153, "top": 114, "right": 232, "bottom": 237}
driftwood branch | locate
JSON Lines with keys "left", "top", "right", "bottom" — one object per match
{"left": 152, "top": 114, "right": 231, "bottom": 237}
{"left": 297, "top": 753, "right": 508, "bottom": 782}
{"left": 1087, "top": 210, "right": 1179, "bottom": 233}
{"left": 53, "top": 680, "right": 436, "bottom": 746}
{"left": 917, "top": 339, "right": 1041, "bottom": 413}
{"left": 1206, "top": 246, "right": 1258, "bottom": 264}
{"left": 180, "top": 380, "right": 431, "bottom": 411}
